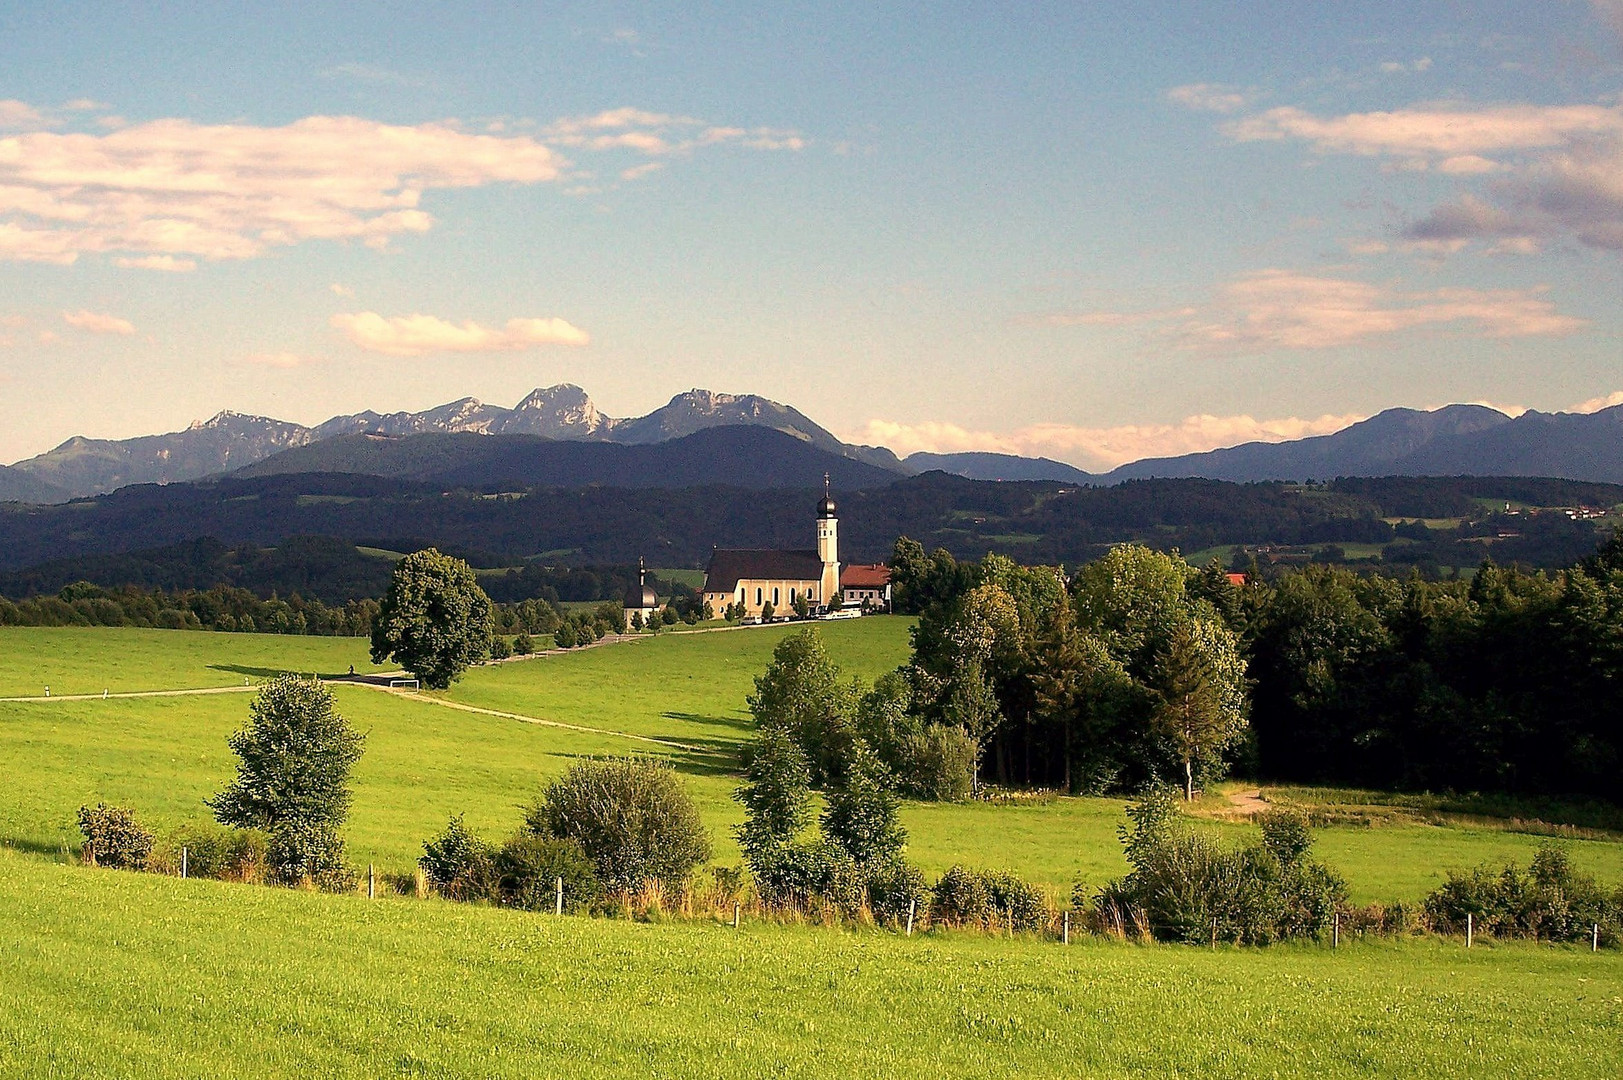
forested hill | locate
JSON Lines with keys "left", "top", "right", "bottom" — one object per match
{"left": 234, "top": 425, "right": 901, "bottom": 491}
{"left": 0, "top": 472, "right": 1617, "bottom": 596}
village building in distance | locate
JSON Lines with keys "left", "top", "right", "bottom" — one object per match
{"left": 699, "top": 480, "right": 891, "bottom": 621}
{"left": 622, "top": 557, "right": 661, "bottom": 626}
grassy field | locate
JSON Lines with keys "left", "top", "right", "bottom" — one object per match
{"left": 0, "top": 626, "right": 391, "bottom": 697}
{"left": 3, "top": 621, "right": 1623, "bottom": 905}
{"left": 2, "top": 851, "right": 1619, "bottom": 1079}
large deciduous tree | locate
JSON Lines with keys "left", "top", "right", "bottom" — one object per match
{"left": 370, "top": 548, "right": 494, "bottom": 689}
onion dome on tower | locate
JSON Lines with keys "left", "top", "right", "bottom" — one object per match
{"left": 623, "top": 557, "right": 657, "bottom": 611}
{"left": 817, "top": 472, "right": 837, "bottom": 519}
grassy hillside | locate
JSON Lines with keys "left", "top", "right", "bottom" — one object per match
{"left": 2, "top": 851, "right": 1618, "bottom": 1078}
{"left": 0, "top": 626, "right": 389, "bottom": 697}
{"left": 4, "top": 621, "right": 1622, "bottom": 905}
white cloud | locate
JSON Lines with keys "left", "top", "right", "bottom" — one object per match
{"left": 1041, "top": 269, "right": 1585, "bottom": 351}
{"left": 0, "top": 114, "right": 563, "bottom": 266}
{"left": 331, "top": 311, "right": 590, "bottom": 356}
{"left": 244, "top": 351, "right": 323, "bottom": 369}
{"left": 1165, "top": 84, "right": 1260, "bottom": 114}
{"left": 544, "top": 108, "right": 806, "bottom": 157}
{"left": 112, "top": 254, "right": 196, "bottom": 271}
{"left": 1226, "top": 102, "right": 1622, "bottom": 158}
{"left": 846, "top": 411, "right": 1366, "bottom": 472}
{"left": 1220, "top": 100, "right": 1623, "bottom": 255}
{"left": 0, "top": 103, "right": 805, "bottom": 266}
{"left": 62, "top": 309, "right": 135, "bottom": 335}
{"left": 330, "top": 283, "right": 354, "bottom": 297}
{"left": 0, "top": 100, "right": 48, "bottom": 130}
{"left": 1570, "top": 389, "right": 1623, "bottom": 413}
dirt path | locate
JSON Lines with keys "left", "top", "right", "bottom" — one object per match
{"left": 1227, "top": 789, "right": 1268, "bottom": 815}
{"left": 0, "top": 684, "right": 262, "bottom": 704}
{"left": 354, "top": 684, "right": 722, "bottom": 757}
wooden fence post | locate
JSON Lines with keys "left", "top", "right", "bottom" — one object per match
{"left": 555, "top": 876, "right": 563, "bottom": 916}
{"left": 181, "top": 846, "right": 188, "bottom": 879}
{"left": 1333, "top": 911, "right": 1339, "bottom": 949}
{"left": 368, "top": 863, "right": 375, "bottom": 900}
{"left": 1062, "top": 910, "right": 1070, "bottom": 946}
{"left": 1466, "top": 913, "right": 1473, "bottom": 949}
{"left": 733, "top": 903, "right": 740, "bottom": 929}
{"left": 1211, "top": 917, "right": 1218, "bottom": 950}
{"left": 1595, "top": 924, "right": 1601, "bottom": 952}
{"left": 906, "top": 899, "right": 916, "bottom": 938}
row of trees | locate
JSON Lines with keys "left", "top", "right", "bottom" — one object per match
{"left": 886, "top": 530, "right": 1623, "bottom": 801}
{"left": 0, "top": 582, "right": 381, "bottom": 636}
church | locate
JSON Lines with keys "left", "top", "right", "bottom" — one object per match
{"left": 702, "top": 483, "right": 841, "bottom": 619}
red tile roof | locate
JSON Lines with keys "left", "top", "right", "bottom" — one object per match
{"left": 841, "top": 564, "right": 891, "bottom": 588}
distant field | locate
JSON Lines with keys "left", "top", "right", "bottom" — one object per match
{"left": 1, "top": 852, "right": 1618, "bottom": 1079}
{"left": 3, "top": 621, "right": 1621, "bottom": 905}
{"left": 0, "top": 626, "right": 391, "bottom": 697}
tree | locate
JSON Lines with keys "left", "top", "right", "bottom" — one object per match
{"left": 370, "top": 548, "right": 493, "bottom": 689}
{"left": 734, "top": 727, "right": 814, "bottom": 868}
{"left": 1151, "top": 621, "right": 1245, "bottom": 799}
{"left": 821, "top": 742, "right": 906, "bottom": 867}
{"left": 748, "top": 628, "right": 859, "bottom": 785}
{"left": 208, "top": 675, "right": 364, "bottom": 885}
{"left": 944, "top": 657, "right": 1001, "bottom": 792}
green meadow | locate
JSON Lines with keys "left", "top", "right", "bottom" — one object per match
{"left": 3, "top": 621, "right": 1622, "bottom": 1076}
{"left": 1, "top": 852, "right": 1618, "bottom": 1079}
{"left": 3, "top": 620, "right": 1622, "bottom": 902}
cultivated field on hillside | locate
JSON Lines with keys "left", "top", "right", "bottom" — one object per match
{"left": 3, "top": 621, "right": 1621, "bottom": 903}
{"left": 2, "top": 851, "right": 1618, "bottom": 1079}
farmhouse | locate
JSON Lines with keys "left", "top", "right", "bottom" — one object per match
{"left": 703, "top": 484, "right": 841, "bottom": 619}
{"left": 839, "top": 563, "right": 892, "bottom": 611}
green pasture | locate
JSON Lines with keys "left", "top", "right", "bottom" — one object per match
{"left": 1, "top": 622, "right": 1622, "bottom": 905}
{"left": 0, "top": 626, "right": 390, "bottom": 698}
{"left": 1, "top": 852, "right": 1619, "bottom": 1079}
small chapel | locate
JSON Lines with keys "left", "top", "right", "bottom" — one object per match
{"left": 702, "top": 480, "right": 841, "bottom": 620}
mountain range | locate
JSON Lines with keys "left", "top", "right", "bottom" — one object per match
{"left": 1, "top": 386, "right": 903, "bottom": 501}
{"left": 4, "top": 383, "right": 1622, "bottom": 503}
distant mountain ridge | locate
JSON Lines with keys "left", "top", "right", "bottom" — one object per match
{"left": 8, "top": 385, "right": 1623, "bottom": 503}
{"left": 6, "top": 385, "right": 904, "bottom": 500}
{"left": 1103, "top": 404, "right": 1623, "bottom": 485}
{"left": 236, "top": 425, "right": 903, "bottom": 492}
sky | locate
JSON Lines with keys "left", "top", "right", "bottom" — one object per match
{"left": 1, "top": 1, "right": 1621, "bottom": 470}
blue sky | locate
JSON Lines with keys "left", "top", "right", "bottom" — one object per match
{"left": 1, "top": 1, "right": 1620, "bottom": 468}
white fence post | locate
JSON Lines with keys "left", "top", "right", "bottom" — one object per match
{"left": 181, "top": 846, "right": 187, "bottom": 879}
{"left": 368, "top": 863, "right": 375, "bottom": 900}
{"left": 1062, "top": 910, "right": 1070, "bottom": 945}
{"left": 1467, "top": 913, "right": 1473, "bottom": 949}
{"left": 555, "top": 876, "right": 563, "bottom": 916}
{"left": 906, "top": 899, "right": 916, "bottom": 937}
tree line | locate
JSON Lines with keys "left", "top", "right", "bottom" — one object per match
{"left": 877, "top": 531, "right": 1623, "bottom": 802}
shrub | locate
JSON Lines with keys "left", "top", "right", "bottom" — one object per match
{"left": 513, "top": 632, "right": 534, "bottom": 655}
{"left": 77, "top": 803, "right": 154, "bottom": 870}
{"left": 1423, "top": 842, "right": 1620, "bottom": 943}
{"left": 554, "top": 623, "right": 578, "bottom": 649}
{"left": 420, "top": 814, "right": 498, "bottom": 901}
{"left": 1096, "top": 788, "right": 1346, "bottom": 944}
{"left": 495, "top": 833, "right": 601, "bottom": 912}
{"left": 530, "top": 759, "right": 711, "bottom": 892}
{"left": 750, "top": 839, "right": 864, "bottom": 913}
{"left": 163, "top": 824, "right": 269, "bottom": 881}
{"left": 930, "top": 866, "right": 1051, "bottom": 932}
{"left": 489, "top": 635, "right": 513, "bottom": 661}
{"left": 865, "top": 858, "right": 929, "bottom": 925}
{"left": 1259, "top": 808, "right": 1313, "bottom": 866}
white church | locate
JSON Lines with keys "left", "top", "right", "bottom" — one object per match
{"left": 701, "top": 482, "right": 843, "bottom": 619}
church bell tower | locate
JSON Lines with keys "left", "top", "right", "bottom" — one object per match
{"left": 817, "top": 474, "right": 839, "bottom": 607}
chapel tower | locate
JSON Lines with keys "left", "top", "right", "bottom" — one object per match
{"left": 817, "top": 474, "right": 840, "bottom": 605}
